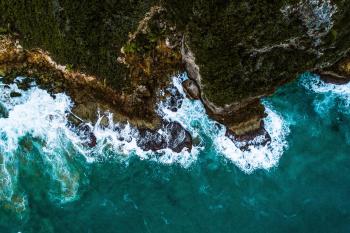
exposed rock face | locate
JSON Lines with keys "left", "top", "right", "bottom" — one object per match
{"left": 1, "top": 0, "right": 350, "bottom": 140}
{"left": 137, "top": 121, "right": 192, "bottom": 153}
{"left": 226, "top": 127, "right": 271, "bottom": 151}
{"left": 182, "top": 79, "right": 200, "bottom": 100}
{"left": 317, "top": 55, "right": 350, "bottom": 84}
{"left": 174, "top": 0, "right": 350, "bottom": 136}
{"left": 0, "top": 103, "right": 8, "bottom": 118}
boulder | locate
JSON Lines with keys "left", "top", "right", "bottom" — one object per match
{"left": 137, "top": 121, "right": 192, "bottom": 153}
{"left": 182, "top": 79, "right": 200, "bottom": 100}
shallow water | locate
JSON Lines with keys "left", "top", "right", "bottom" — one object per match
{"left": 0, "top": 73, "right": 349, "bottom": 233}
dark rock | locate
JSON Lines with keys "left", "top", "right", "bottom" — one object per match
{"left": 77, "top": 124, "right": 97, "bottom": 148}
{"left": 163, "top": 85, "right": 183, "bottom": 112}
{"left": 16, "top": 77, "right": 33, "bottom": 91}
{"left": 225, "top": 121, "right": 271, "bottom": 151}
{"left": 137, "top": 121, "right": 192, "bottom": 153}
{"left": 87, "top": 132, "right": 97, "bottom": 147}
{"left": 167, "top": 89, "right": 183, "bottom": 112}
{"left": 182, "top": 79, "right": 200, "bottom": 99}
{"left": 10, "top": 91, "right": 22, "bottom": 97}
{"left": 165, "top": 122, "right": 192, "bottom": 153}
{"left": 0, "top": 103, "right": 8, "bottom": 118}
{"left": 137, "top": 129, "right": 166, "bottom": 151}
{"left": 317, "top": 71, "right": 350, "bottom": 85}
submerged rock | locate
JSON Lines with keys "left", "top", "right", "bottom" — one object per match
{"left": 77, "top": 124, "right": 97, "bottom": 148}
{"left": 9, "top": 91, "right": 21, "bottom": 97}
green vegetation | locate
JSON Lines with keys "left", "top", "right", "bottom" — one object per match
{"left": 123, "top": 42, "right": 138, "bottom": 54}
{"left": 164, "top": 0, "right": 350, "bottom": 105}
{"left": 1, "top": 0, "right": 349, "bottom": 107}
{"left": 65, "top": 64, "right": 73, "bottom": 72}
{"left": 0, "top": 0, "right": 157, "bottom": 90}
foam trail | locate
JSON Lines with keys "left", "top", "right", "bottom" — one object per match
{"left": 45, "top": 72, "right": 288, "bottom": 172}
{"left": 0, "top": 73, "right": 291, "bottom": 217}
{"left": 91, "top": 113, "right": 199, "bottom": 168}
{"left": 300, "top": 72, "right": 350, "bottom": 114}
{"left": 0, "top": 77, "right": 84, "bottom": 216}
{"left": 157, "top": 74, "right": 290, "bottom": 173}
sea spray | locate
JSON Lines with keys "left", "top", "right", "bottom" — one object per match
{"left": 299, "top": 72, "right": 350, "bottom": 144}
{"left": 300, "top": 72, "right": 350, "bottom": 114}
{"left": 157, "top": 74, "right": 290, "bottom": 173}
{"left": 0, "top": 77, "right": 84, "bottom": 217}
{"left": 1, "top": 73, "right": 350, "bottom": 231}
{"left": 0, "top": 73, "right": 292, "bottom": 219}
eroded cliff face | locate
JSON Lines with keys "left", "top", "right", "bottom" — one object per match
{"left": 167, "top": 0, "right": 350, "bottom": 136}
{"left": 1, "top": 0, "right": 350, "bottom": 139}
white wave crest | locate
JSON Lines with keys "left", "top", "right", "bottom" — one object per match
{"left": 0, "top": 78, "right": 83, "bottom": 215}
{"left": 89, "top": 113, "right": 198, "bottom": 168}
{"left": 300, "top": 72, "right": 350, "bottom": 114}
{"left": 0, "top": 72, "right": 291, "bottom": 210}
{"left": 157, "top": 74, "right": 290, "bottom": 173}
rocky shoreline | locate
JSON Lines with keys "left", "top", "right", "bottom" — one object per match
{"left": 1, "top": 0, "right": 350, "bottom": 153}
{"left": 0, "top": 35, "right": 195, "bottom": 153}
{"left": 3, "top": 31, "right": 348, "bottom": 154}
{"left": 0, "top": 33, "right": 273, "bottom": 153}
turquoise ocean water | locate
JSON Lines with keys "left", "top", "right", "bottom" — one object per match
{"left": 0, "top": 73, "right": 349, "bottom": 233}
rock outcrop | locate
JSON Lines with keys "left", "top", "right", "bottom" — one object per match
{"left": 137, "top": 121, "right": 192, "bottom": 153}
{"left": 182, "top": 79, "right": 200, "bottom": 100}
{"left": 175, "top": 0, "right": 350, "bottom": 137}
{"left": 317, "top": 54, "right": 350, "bottom": 84}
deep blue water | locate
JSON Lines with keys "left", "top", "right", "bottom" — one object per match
{"left": 0, "top": 73, "right": 349, "bottom": 233}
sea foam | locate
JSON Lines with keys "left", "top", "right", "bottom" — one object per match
{"left": 0, "top": 77, "right": 82, "bottom": 216}
{"left": 0, "top": 72, "right": 291, "bottom": 209}
{"left": 157, "top": 74, "right": 290, "bottom": 173}
{"left": 300, "top": 72, "right": 350, "bottom": 115}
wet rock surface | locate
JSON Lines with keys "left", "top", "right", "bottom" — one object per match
{"left": 182, "top": 79, "right": 200, "bottom": 99}
{"left": 77, "top": 125, "right": 97, "bottom": 148}
{"left": 317, "top": 71, "right": 350, "bottom": 84}
{"left": 226, "top": 121, "right": 271, "bottom": 151}
{"left": 9, "top": 91, "right": 21, "bottom": 97}
{"left": 0, "top": 103, "right": 8, "bottom": 118}
{"left": 317, "top": 55, "right": 350, "bottom": 85}
{"left": 137, "top": 121, "right": 192, "bottom": 153}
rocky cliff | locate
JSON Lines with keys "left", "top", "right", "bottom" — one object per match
{"left": 1, "top": 0, "right": 350, "bottom": 141}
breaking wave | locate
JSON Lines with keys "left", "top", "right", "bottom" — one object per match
{"left": 0, "top": 77, "right": 83, "bottom": 218}
{"left": 157, "top": 74, "right": 290, "bottom": 173}
{"left": 300, "top": 72, "right": 350, "bottom": 115}
{"left": 0, "top": 73, "right": 291, "bottom": 215}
